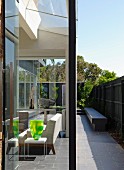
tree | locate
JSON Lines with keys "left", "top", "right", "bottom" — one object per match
{"left": 37, "top": 60, "right": 66, "bottom": 82}
{"left": 38, "top": 57, "right": 117, "bottom": 86}
{"left": 77, "top": 55, "right": 102, "bottom": 83}
{"left": 77, "top": 55, "right": 87, "bottom": 81}
{"left": 97, "top": 70, "right": 117, "bottom": 85}
{"left": 77, "top": 80, "right": 94, "bottom": 108}
{"left": 52, "top": 86, "right": 59, "bottom": 100}
{"left": 85, "top": 63, "right": 102, "bottom": 83}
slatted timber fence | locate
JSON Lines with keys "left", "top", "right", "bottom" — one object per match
{"left": 90, "top": 76, "right": 124, "bottom": 138}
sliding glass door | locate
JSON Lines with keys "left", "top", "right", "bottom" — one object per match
{"left": 4, "top": 0, "right": 19, "bottom": 169}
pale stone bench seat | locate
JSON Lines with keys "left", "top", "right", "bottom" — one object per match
{"left": 84, "top": 107, "right": 107, "bottom": 131}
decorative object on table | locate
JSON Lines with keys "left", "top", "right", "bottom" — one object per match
{"left": 29, "top": 86, "right": 35, "bottom": 109}
{"left": 38, "top": 98, "right": 55, "bottom": 108}
{"left": 29, "top": 99, "right": 34, "bottom": 109}
{"left": 13, "top": 119, "right": 19, "bottom": 138}
{"left": 30, "top": 120, "right": 44, "bottom": 140}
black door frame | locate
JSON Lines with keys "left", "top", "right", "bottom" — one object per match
{"left": 69, "top": 0, "right": 76, "bottom": 170}
{"left": 2, "top": 0, "right": 76, "bottom": 169}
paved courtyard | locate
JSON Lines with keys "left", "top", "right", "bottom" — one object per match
{"left": 18, "top": 114, "right": 124, "bottom": 170}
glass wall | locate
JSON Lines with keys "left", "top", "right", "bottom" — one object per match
{"left": 18, "top": 67, "right": 37, "bottom": 109}
{"left": 18, "top": 59, "right": 66, "bottom": 110}
{"left": 5, "top": 0, "right": 19, "bottom": 169}
{"left": 37, "top": 59, "right": 66, "bottom": 110}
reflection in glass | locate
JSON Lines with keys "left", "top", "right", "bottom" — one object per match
{"left": 5, "top": 0, "right": 19, "bottom": 36}
{"left": 19, "top": 83, "right": 24, "bottom": 108}
{"left": 18, "top": 66, "right": 37, "bottom": 109}
{"left": 19, "top": 71, "right": 25, "bottom": 82}
{"left": 13, "top": 120, "right": 19, "bottom": 138}
{"left": 26, "top": 72, "right": 31, "bottom": 82}
{"left": 5, "top": 34, "right": 19, "bottom": 170}
{"left": 26, "top": 83, "right": 30, "bottom": 108}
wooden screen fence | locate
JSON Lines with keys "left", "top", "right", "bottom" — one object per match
{"left": 90, "top": 76, "right": 124, "bottom": 138}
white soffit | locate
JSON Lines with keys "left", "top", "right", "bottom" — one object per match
{"left": 19, "top": 28, "right": 68, "bottom": 51}
{"left": 19, "top": 49, "right": 66, "bottom": 58}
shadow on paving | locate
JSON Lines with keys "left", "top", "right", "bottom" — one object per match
{"left": 77, "top": 115, "right": 124, "bottom": 170}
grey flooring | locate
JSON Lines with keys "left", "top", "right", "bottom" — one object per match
{"left": 19, "top": 114, "right": 124, "bottom": 170}
{"left": 19, "top": 113, "right": 69, "bottom": 170}
{"left": 19, "top": 138, "right": 69, "bottom": 170}
{"left": 76, "top": 115, "right": 124, "bottom": 170}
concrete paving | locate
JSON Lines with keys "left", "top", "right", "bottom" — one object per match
{"left": 76, "top": 115, "right": 124, "bottom": 170}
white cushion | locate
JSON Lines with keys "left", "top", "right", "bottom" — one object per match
{"left": 25, "top": 137, "right": 47, "bottom": 144}
{"left": 8, "top": 138, "right": 18, "bottom": 147}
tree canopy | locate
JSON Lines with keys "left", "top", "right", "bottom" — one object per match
{"left": 76, "top": 56, "right": 117, "bottom": 108}
{"left": 37, "top": 60, "right": 66, "bottom": 82}
{"left": 77, "top": 55, "right": 117, "bottom": 85}
{"left": 37, "top": 56, "right": 117, "bottom": 85}
{"left": 96, "top": 70, "right": 117, "bottom": 85}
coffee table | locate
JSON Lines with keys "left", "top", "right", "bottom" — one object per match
{"left": 24, "top": 137, "right": 47, "bottom": 158}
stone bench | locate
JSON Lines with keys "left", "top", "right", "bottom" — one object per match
{"left": 84, "top": 107, "right": 107, "bottom": 131}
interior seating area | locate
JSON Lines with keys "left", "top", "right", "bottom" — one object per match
{"left": 19, "top": 113, "right": 63, "bottom": 156}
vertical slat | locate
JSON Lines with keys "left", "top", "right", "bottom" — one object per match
{"left": 9, "top": 62, "right": 14, "bottom": 134}
{"left": 0, "top": 61, "right": 2, "bottom": 170}
{"left": 0, "top": 62, "right": 2, "bottom": 132}
{"left": 121, "top": 80, "right": 124, "bottom": 138}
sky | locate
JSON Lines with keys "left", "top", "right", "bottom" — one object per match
{"left": 77, "top": 0, "right": 124, "bottom": 77}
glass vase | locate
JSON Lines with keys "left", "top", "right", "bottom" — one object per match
{"left": 30, "top": 120, "right": 44, "bottom": 140}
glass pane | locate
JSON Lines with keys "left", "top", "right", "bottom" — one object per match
{"left": 28, "top": 0, "right": 67, "bottom": 17}
{"left": 31, "top": 75, "right": 34, "bottom": 82}
{"left": 18, "top": 0, "right": 69, "bottom": 168}
{"left": 5, "top": 38, "right": 19, "bottom": 169}
{"left": 19, "top": 70, "right": 25, "bottom": 82}
{"left": 25, "top": 72, "right": 31, "bottom": 82}
{"left": 5, "top": 0, "right": 19, "bottom": 36}
{"left": 5, "top": 0, "right": 19, "bottom": 168}
{"left": 37, "top": 59, "right": 66, "bottom": 113}
{"left": 26, "top": 83, "right": 30, "bottom": 108}
{"left": 27, "top": 0, "right": 68, "bottom": 35}
{"left": 19, "top": 83, "right": 24, "bottom": 108}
